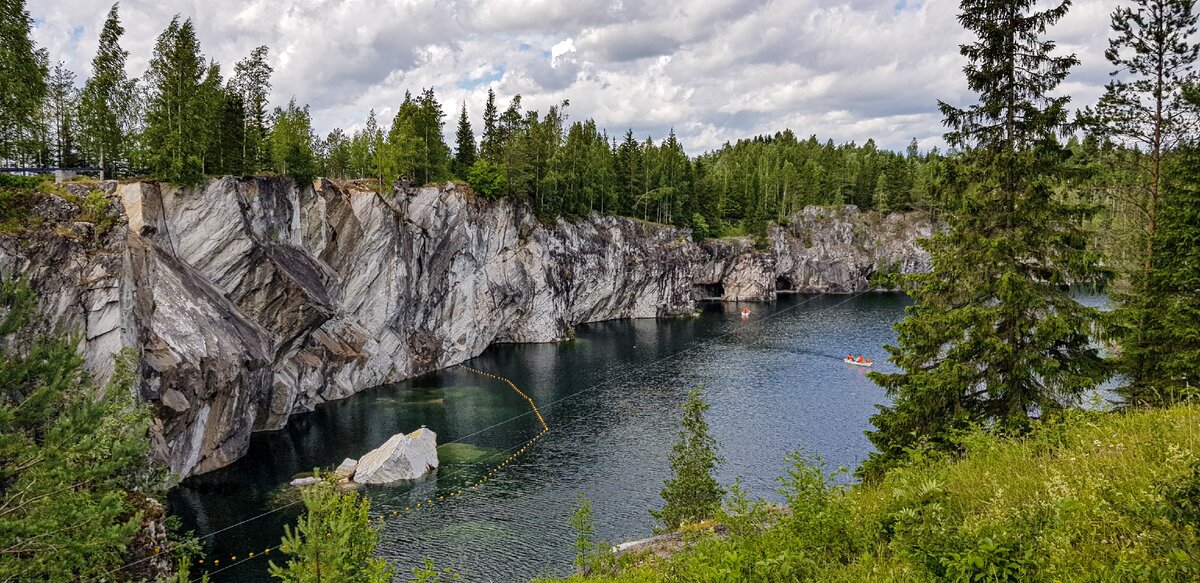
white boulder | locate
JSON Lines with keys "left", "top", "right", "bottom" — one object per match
{"left": 353, "top": 427, "right": 439, "bottom": 484}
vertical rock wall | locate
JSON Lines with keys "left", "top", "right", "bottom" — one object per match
{"left": 1, "top": 177, "right": 928, "bottom": 477}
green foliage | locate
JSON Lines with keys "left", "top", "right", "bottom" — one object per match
{"left": 269, "top": 477, "right": 394, "bottom": 583}
{"left": 0, "top": 283, "right": 160, "bottom": 579}
{"left": 452, "top": 102, "right": 476, "bottom": 178}
{"left": 0, "top": 181, "right": 36, "bottom": 234}
{"left": 269, "top": 98, "right": 317, "bottom": 184}
{"left": 865, "top": 0, "right": 1110, "bottom": 479}
{"left": 466, "top": 159, "right": 507, "bottom": 199}
{"left": 78, "top": 3, "right": 131, "bottom": 176}
{"left": 0, "top": 0, "right": 49, "bottom": 167}
{"left": 231, "top": 45, "right": 274, "bottom": 173}
{"left": 569, "top": 493, "right": 614, "bottom": 574}
{"left": 142, "top": 17, "right": 208, "bottom": 184}
{"left": 546, "top": 405, "right": 1200, "bottom": 583}
{"left": 1114, "top": 141, "right": 1200, "bottom": 404}
{"left": 652, "top": 388, "right": 724, "bottom": 531}
{"left": 409, "top": 558, "right": 459, "bottom": 583}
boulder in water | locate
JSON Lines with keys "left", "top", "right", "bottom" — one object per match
{"left": 334, "top": 458, "right": 358, "bottom": 479}
{"left": 354, "top": 427, "right": 439, "bottom": 484}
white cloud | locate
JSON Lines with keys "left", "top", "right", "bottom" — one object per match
{"left": 30, "top": 0, "right": 1122, "bottom": 153}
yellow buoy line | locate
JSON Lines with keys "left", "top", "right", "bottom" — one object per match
{"left": 185, "top": 367, "right": 550, "bottom": 581}
{"left": 103, "top": 293, "right": 870, "bottom": 582}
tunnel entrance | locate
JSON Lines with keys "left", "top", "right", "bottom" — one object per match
{"left": 775, "top": 276, "right": 796, "bottom": 294}
{"left": 693, "top": 282, "right": 725, "bottom": 300}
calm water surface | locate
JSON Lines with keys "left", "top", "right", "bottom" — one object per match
{"left": 169, "top": 293, "right": 911, "bottom": 581}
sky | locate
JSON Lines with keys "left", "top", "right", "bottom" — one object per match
{"left": 30, "top": 0, "right": 1120, "bottom": 155}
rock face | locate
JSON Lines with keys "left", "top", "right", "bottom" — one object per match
{"left": 1, "top": 177, "right": 929, "bottom": 478}
{"left": 354, "top": 427, "right": 439, "bottom": 484}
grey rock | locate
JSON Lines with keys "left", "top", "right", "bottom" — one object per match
{"left": 2, "top": 177, "right": 930, "bottom": 478}
{"left": 353, "top": 427, "right": 439, "bottom": 484}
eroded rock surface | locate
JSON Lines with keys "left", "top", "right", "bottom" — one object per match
{"left": 354, "top": 427, "right": 439, "bottom": 484}
{"left": 2, "top": 177, "right": 929, "bottom": 478}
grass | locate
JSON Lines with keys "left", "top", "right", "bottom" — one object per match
{"left": 546, "top": 404, "right": 1200, "bottom": 582}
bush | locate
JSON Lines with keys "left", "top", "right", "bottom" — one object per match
{"left": 466, "top": 160, "right": 506, "bottom": 200}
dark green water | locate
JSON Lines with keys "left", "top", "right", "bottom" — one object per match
{"left": 169, "top": 293, "right": 910, "bottom": 581}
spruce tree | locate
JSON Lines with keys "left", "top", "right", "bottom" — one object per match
{"left": 0, "top": 0, "right": 48, "bottom": 166}
{"left": 143, "top": 17, "right": 208, "bottom": 184}
{"left": 1135, "top": 128, "right": 1200, "bottom": 397}
{"left": 864, "top": 0, "right": 1109, "bottom": 479}
{"left": 652, "top": 388, "right": 723, "bottom": 531}
{"left": 480, "top": 88, "right": 500, "bottom": 162}
{"left": 453, "top": 102, "right": 476, "bottom": 179}
{"left": 413, "top": 87, "right": 450, "bottom": 184}
{"left": 0, "top": 281, "right": 163, "bottom": 580}
{"left": 79, "top": 3, "right": 130, "bottom": 176}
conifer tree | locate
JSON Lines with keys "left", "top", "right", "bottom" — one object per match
{"left": 1087, "top": 0, "right": 1200, "bottom": 402}
{"left": 231, "top": 45, "right": 273, "bottom": 172}
{"left": 42, "top": 62, "right": 80, "bottom": 168}
{"left": 652, "top": 388, "right": 723, "bottom": 531}
{"left": 453, "top": 102, "right": 476, "bottom": 178}
{"left": 0, "top": 281, "right": 163, "bottom": 579}
{"left": 143, "top": 17, "right": 208, "bottom": 184}
{"left": 864, "top": 0, "right": 1109, "bottom": 479}
{"left": 79, "top": 3, "right": 130, "bottom": 176}
{"left": 0, "top": 0, "right": 49, "bottom": 166}
{"left": 480, "top": 88, "right": 500, "bottom": 162}
{"left": 269, "top": 478, "right": 393, "bottom": 583}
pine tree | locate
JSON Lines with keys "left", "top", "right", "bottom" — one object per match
{"left": 269, "top": 478, "right": 393, "bottom": 583}
{"left": 1087, "top": 0, "right": 1200, "bottom": 402}
{"left": 652, "top": 388, "right": 723, "bottom": 531}
{"left": 863, "top": 0, "right": 1109, "bottom": 479}
{"left": 79, "top": 3, "right": 130, "bottom": 176}
{"left": 143, "top": 17, "right": 208, "bottom": 184}
{"left": 480, "top": 88, "right": 500, "bottom": 162}
{"left": 0, "top": 0, "right": 49, "bottom": 166}
{"left": 230, "top": 45, "right": 273, "bottom": 173}
{"left": 0, "top": 281, "right": 163, "bottom": 580}
{"left": 453, "top": 102, "right": 476, "bottom": 178}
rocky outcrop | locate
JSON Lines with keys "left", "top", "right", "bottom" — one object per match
{"left": 2, "top": 177, "right": 928, "bottom": 478}
{"left": 353, "top": 427, "right": 439, "bottom": 484}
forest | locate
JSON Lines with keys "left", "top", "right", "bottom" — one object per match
{"left": 3, "top": 2, "right": 990, "bottom": 240}
{"left": 4, "top": 0, "right": 1200, "bottom": 580}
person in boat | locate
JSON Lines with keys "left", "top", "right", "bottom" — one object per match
{"left": 846, "top": 354, "right": 853, "bottom": 361}
{"left": 856, "top": 356, "right": 864, "bottom": 363}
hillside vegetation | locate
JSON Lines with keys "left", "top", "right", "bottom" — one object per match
{"left": 548, "top": 405, "right": 1200, "bottom": 582}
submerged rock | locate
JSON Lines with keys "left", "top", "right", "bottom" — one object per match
{"left": 353, "top": 427, "right": 439, "bottom": 484}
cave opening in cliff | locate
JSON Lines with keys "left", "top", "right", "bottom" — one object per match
{"left": 694, "top": 283, "right": 724, "bottom": 299}
{"left": 776, "top": 276, "right": 795, "bottom": 294}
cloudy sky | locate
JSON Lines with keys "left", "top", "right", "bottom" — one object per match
{"left": 30, "top": 0, "right": 1119, "bottom": 154}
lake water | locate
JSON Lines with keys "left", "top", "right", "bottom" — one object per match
{"left": 168, "top": 293, "right": 912, "bottom": 581}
